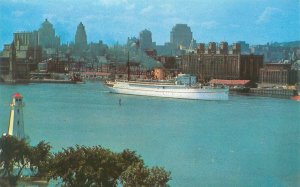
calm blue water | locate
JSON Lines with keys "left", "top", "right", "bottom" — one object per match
{"left": 0, "top": 82, "right": 299, "bottom": 187}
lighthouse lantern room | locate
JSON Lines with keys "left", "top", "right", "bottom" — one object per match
{"left": 7, "top": 93, "right": 25, "bottom": 140}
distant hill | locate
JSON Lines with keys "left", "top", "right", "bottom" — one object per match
{"left": 271, "top": 41, "right": 300, "bottom": 48}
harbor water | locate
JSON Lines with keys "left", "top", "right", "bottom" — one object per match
{"left": 0, "top": 82, "right": 299, "bottom": 187}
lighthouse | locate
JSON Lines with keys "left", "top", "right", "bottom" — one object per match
{"left": 7, "top": 93, "right": 25, "bottom": 140}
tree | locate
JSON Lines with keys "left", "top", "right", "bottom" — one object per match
{"left": 0, "top": 136, "right": 171, "bottom": 187}
{"left": 29, "top": 141, "right": 52, "bottom": 178}
{"left": 0, "top": 135, "right": 31, "bottom": 187}
{"left": 147, "top": 166, "right": 171, "bottom": 187}
{"left": 49, "top": 145, "right": 171, "bottom": 187}
{"left": 0, "top": 136, "right": 52, "bottom": 187}
{"left": 120, "top": 162, "right": 150, "bottom": 187}
{"left": 117, "top": 149, "right": 143, "bottom": 172}
{"left": 49, "top": 145, "right": 120, "bottom": 187}
{"left": 120, "top": 162, "right": 171, "bottom": 187}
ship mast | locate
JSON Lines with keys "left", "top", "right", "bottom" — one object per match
{"left": 127, "top": 51, "right": 130, "bottom": 81}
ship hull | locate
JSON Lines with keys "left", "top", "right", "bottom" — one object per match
{"left": 107, "top": 81, "right": 229, "bottom": 100}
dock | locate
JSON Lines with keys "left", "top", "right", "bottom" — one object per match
{"left": 249, "top": 88, "right": 297, "bottom": 98}
{"left": 29, "top": 79, "right": 77, "bottom": 84}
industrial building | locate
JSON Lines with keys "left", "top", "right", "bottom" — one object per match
{"left": 259, "top": 63, "right": 298, "bottom": 85}
{"left": 181, "top": 42, "right": 263, "bottom": 83}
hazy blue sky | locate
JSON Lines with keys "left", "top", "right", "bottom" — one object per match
{"left": 0, "top": 0, "right": 299, "bottom": 47}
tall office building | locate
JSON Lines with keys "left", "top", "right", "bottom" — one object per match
{"left": 170, "top": 24, "right": 193, "bottom": 48}
{"left": 9, "top": 31, "right": 42, "bottom": 62}
{"left": 38, "top": 19, "right": 60, "bottom": 49}
{"left": 237, "top": 41, "right": 250, "bottom": 54}
{"left": 75, "top": 22, "right": 88, "bottom": 53}
{"left": 139, "top": 29, "right": 152, "bottom": 50}
{"left": 14, "top": 32, "right": 38, "bottom": 47}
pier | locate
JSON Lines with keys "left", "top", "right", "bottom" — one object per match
{"left": 79, "top": 72, "right": 111, "bottom": 80}
{"left": 249, "top": 88, "right": 297, "bottom": 98}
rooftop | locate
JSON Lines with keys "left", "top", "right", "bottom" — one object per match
{"left": 12, "top": 93, "right": 23, "bottom": 98}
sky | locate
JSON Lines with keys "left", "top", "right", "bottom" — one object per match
{"left": 0, "top": 0, "right": 299, "bottom": 48}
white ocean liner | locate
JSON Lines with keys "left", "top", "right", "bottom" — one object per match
{"left": 106, "top": 74, "right": 229, "bottom": 100}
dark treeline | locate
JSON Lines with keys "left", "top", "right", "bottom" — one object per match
{"left": 0, "top": 135, "right": 171, "bottom": 187}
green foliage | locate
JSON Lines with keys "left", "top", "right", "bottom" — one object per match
{"left": 29, "top": 141, "right": 52, "bottom": 178}
{"left": 117, "top": 149, "right": 143, "bottom": 171}
{"left": 0, "top": 136, "right": 52, "bottom": 187}
{"left": 0, "top": 136, "right": 171, "bottom": 187}
{"left": 120, "top": 162, "right": 150, "bottom": 187}
{"left": 49, "top": 146, "right": 171, "bottom": 187}
{"left": 0, "top": 135, "right": 31, "bottom": 186}
{"left": 120, "top": 162, "right": 171, "bottom": 187}
{"left": 147, "top": 166, "right": 171, "bottom": 187}
{"left": 49, "top": 145, "right": 120, "bottom": 187}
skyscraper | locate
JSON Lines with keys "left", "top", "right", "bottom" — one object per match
{"left": 75, "top": 22, "right": 87, "bottom": 54}
{"left": 170, "top": 24, "right": 193, "bottom": 48}
{"left": 38, "top": 19, "right": 60, "bottom": 49}
{"left": 9, "top": 42, "right": 16, "bottom": 79}
{"left": 139, "top": 29, "right": 152, "bottom": 50}
{"left": 10, "top": 31, "right": 42, "bottom": 62}
{"left": 14, "top": 32, "right": 38, "bottom": 47}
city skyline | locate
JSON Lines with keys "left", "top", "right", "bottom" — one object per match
{"left": 0, "top": 0, "right": 299, "bottom": 49}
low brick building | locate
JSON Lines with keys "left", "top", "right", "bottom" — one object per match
{"left": 155, "top": 56, "right": 177, "bottom": 69}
